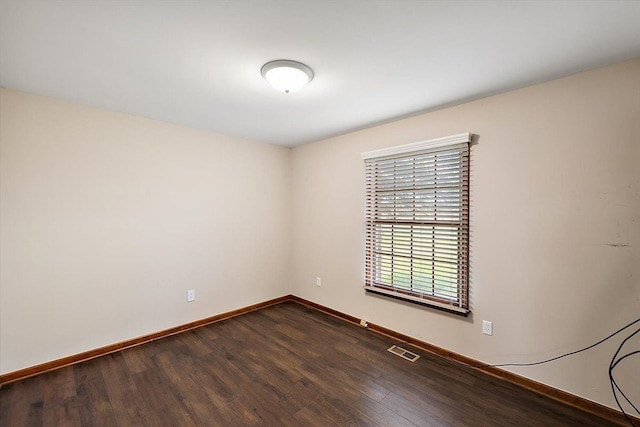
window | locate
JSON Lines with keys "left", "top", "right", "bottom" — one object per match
{"left": 362, "top": 133, "right": 471, "bottom": 315}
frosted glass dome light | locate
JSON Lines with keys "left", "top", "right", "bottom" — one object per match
{"left": 261, "top": 60, "right": 314, "bottom": 94}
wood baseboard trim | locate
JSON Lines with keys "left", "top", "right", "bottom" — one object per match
{"left": 0, "top": 295, "right": 289, "bottom": 386}
{"left": 289, "top": 295, "right": 638, "bottom": 427}
{"left": 3, "top": 293, "right": 637, "bottom": 426}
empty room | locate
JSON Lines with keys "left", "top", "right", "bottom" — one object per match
{"left": 1, "top": 1, "right": 639, "bottom": 426}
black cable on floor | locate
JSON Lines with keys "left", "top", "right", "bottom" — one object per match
{"left": 609, "top": 327, "right": 640, "bottom": 427}
{"left": 472, "top": 317, "right": 640, "bottom": 427}
{"left": 610, "top": 350, "right": 640, "bottom": 415}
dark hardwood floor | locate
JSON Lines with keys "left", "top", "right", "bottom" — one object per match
{"left": 0, "top": 301, "right": 621, "bottom": 426}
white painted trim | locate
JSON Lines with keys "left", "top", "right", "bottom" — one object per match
{"left": 361, "top": 132, "right": 471, "bottom": 160}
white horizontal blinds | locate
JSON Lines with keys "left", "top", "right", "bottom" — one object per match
{"left": 364, "top": 137, "right": 469, "bottom": 311}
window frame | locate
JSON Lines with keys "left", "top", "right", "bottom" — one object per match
{"left": 361, "top": 132, "right": 471, "bottom": 316}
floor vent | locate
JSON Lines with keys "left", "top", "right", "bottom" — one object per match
{"left": 387, "top": 345, "right": 420, "bottom": 362}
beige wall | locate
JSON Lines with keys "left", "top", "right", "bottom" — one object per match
{"left": 290, "top": 59, "right": 640, "bottom": 410}
{"left": 0, "top": 89, "right": 292, "bottom": 374}
{"left": 2, "top": 60, "right": 639, "bottom": 411}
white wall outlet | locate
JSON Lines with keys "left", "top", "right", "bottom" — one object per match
{"left": 360, "top": 319, "right": 368, "bottom": 328}
{"left": 482, "top": 320, "right": 493, "bottom": 336}
{"left": 316, "top": 277, "right": 321, "bottom": 287}
{"left": 187, "top": 289, "right": 195, "bottom": 302}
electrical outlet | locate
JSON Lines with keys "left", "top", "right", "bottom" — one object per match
{"left": 360, "top": 319, "right": 368, "bottom": 328}
{"left": 187, "top": 289, "right": 195, "bottom": 302}
{"left": 316, "top": 277, "right": 321, "bottom": 287}
{"left": 482, "top": 320, "right": 493, "bottom": 336}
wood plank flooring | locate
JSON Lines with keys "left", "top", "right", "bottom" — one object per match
{"left": 0, "top": 301, "right": 621, "bottom": 426}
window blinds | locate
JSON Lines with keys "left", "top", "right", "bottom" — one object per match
{"left": 362, "top": 133, "right": 470, "bottom": 314}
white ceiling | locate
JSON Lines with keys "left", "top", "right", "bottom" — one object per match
{"left": 1, "top": 1, "right": 639, "bottom": 147}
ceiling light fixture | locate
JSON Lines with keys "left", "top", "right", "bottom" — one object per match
{"left": 261, "top": 60, "right": 314, "bottom": 94}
